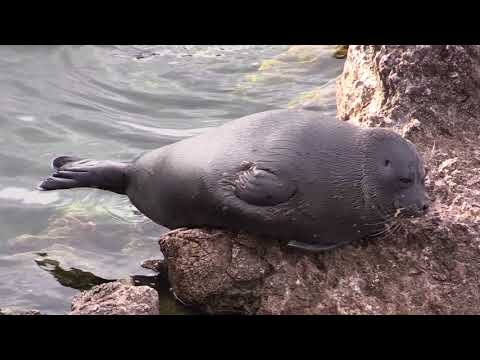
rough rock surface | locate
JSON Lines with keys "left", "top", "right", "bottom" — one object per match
{"left": 337, "top": 45, "right": 480, "bottom": 140}
{"left": 159, "top": 45, "right": 480, "bottom": 314}
{"left": 70, "top": 279, "right": 160, "bottom": 315}
{"left": 0, "top": 308, "right": 41, "bottom": 315}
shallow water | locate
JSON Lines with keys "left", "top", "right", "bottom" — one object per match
{"left": 0, "top": 45, "right": 344, "bottom": 314}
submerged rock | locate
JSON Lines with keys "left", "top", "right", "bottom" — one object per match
{"left": 158, "top": 45, "right": 480, "bottom": 314}
{"left": 333, "top": 45, "right": 349, "bottom": 59}
{"left": 234, "top": 45, "right": 344, "bottom": 96}
{"left": 70, "top": 279, "right": 160, "bottom": 315}
{"left": 0, "top": 308, "right": 41, "bottom": 315}
{"left": 287, "top": 81, "right": 337, "bottom": 110}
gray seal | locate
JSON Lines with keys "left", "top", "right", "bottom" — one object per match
{"left": 39, "top": 109, "right": 429, "bottom": 251}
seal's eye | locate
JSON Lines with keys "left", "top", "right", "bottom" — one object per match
{"left": 385, "top": 160, "right": 391, "bottom": 167}
{"left": 399, "top": 177, "right": 413, "bottom": 184}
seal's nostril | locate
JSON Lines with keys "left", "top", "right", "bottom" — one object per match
{"left": 422, "top": 203, "right": 429, "bottom": 211}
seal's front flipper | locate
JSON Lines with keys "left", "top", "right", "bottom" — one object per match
{"left": 234, "top": 164, "right": 296, "bottom": 206}
{"left": 38, "top": 156, "right": 128, "bottom": 195}
{"left": 287, "top": 240, "right": 343, "bottom": 252}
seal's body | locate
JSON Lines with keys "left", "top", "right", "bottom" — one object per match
{"left": 40, "top": 109, "right": 429, "bottom": 251}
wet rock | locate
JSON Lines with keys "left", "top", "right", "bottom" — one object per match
{"left": 141, "top": 259, "right": 168, "bottom": 273}
{"left": 0, "top": 308, "right": 41, "bottom": 315}
{"left": 158, "top": 45, "right": 480, "bottom": 314}
{"left": 70, "top": 279, "right": 160, "bottom": 315}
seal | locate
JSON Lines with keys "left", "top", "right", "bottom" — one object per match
{"left": 39, "top": 109, "right": 429, "bottom": 251}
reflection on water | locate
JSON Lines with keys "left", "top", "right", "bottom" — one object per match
{"left": 35, "top": 254, "right": 114, "bottom": 291}
{"left": 0, "top": 45, "right": 344, "bottom": 314}
{"left": 35, "top": 254, "right": 194, "bottom": 314}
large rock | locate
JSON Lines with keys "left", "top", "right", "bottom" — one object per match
{"left": 159, "top": 45, "right": 480, "bottom": 314}
{"left": 70, "top": 279, "right": 160, "bottom": 315}
{"left": 337, "top": 45, "right": 480, "bottom": 140}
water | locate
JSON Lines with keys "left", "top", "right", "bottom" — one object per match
{"left": 0, "top": 45, "right": 344, "bottom": 314}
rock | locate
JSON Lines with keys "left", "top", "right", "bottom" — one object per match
{"left": 336, "top": 45, "right": 480, "bottom": 141}
{"left": 141, "top": 259, "right": 168, "bottom": 274}
{"left": 70, "top": 279, "right": 160, "bottom": 315}
{"left": 333, "top": 45, "right": 349, "bottom": 59}
{"left": 0, "top": 308, "right": 41, "bottom": 315}
{"left": 159, "top": 45, "right": 480, "bottom": 314}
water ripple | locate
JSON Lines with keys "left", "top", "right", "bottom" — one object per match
{"left": 0, "top": 45, "right": 344, "bottom": 313}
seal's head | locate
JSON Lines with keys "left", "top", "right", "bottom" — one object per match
{"left": 360, "top": 128, "right": 429, "bottom": 220}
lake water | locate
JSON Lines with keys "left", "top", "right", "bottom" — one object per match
{"left": 0, "top": 45, "right": 344, "bottom": 314}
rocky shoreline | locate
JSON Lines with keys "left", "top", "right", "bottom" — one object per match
{"left": 156, "top": 46, "right": 480, "bottom": 315}
{"left": 4, "top": 45, "right": 478, "bottom": 315}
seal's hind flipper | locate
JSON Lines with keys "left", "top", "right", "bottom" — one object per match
{"left": 287, "top": 240, "right": 343, "bottom": 252}
{"left": 38, "top": 176, "right": 84, "bottom": 191}
{"left": 39, "top": 156, "right": 128, "bottom": 195}
{"left": 52, "top": 156, "right": 84, "bottom": 170}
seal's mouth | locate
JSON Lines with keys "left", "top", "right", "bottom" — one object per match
{"left": 393, "top": 200, "right": 429, "bottom": 218}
